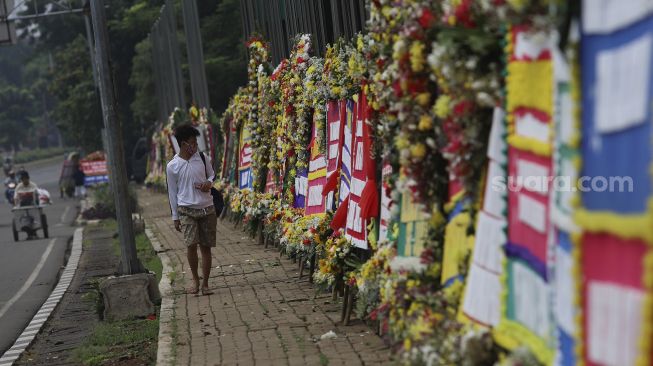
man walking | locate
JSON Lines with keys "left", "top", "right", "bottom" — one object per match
{"left": 166, "top": 124, "right": 216, "bottom": 295}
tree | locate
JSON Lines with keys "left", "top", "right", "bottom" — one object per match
{"left": 200, "top": 0, "right": 247, "bottom": 114}
{"left": 0, "top": 86, "right": 35, "bottom": 150}
{"left": 129, "top": 38, "right": 157, "bottom": 130}
{"left": 49, "top": 35, "right": 103, "bottom": 152}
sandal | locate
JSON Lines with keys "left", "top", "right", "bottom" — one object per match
{"left": 201, "top": 287, "right": 214, "bottom": 296}
{"left": 186, "top": 286, "right": 199, "bottom": 295}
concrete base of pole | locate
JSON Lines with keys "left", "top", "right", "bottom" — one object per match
{"left": 100, "top": 272, "right": 160, "bottom": 321}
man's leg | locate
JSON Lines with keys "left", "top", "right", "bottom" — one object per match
{"left": 187, "top": 244, "right": 200, "bottom": 292}
{"left": 199, "top": 245, "right": 212, "bottom": 290}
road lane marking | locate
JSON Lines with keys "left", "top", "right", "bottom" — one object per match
{"left": 0, "top": 228, "right": 83, "bottom": 365}
{"left": 0, "top": 238, "right": 56, "bottom": 320}
{"left": 60, "top": 206, "right": 70, "bottom": 223}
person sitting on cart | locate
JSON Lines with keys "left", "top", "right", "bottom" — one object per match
{"left": 14, "top": 171, "right": 40, "bottom": 207}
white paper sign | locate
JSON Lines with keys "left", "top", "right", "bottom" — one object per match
{"left": 463, "top": 264, "right": 502, "bottom": 326}
{"left": 583, "top": 0, "right": 653, "bottom": 34}
{"left": 515, "top": 111, "right": 550, "bottom": 143}
{"left": 330, "top": 122, "right": 340, "bottom": 140}
{"left": 512, "top": 261, "right": 551, "bottom": 338}
{"left": 309, "top": 157, "right": 326, "bottom": 171}
{"left": 339, "top": 180, "right": 350, "bottom": 202}
{"left": 516, "top": 159, "right": 550, "bottom": 195}
{"left": 518, "top": 193, "right": 547, "bottom": 233}
{"left": 350, "top": 177, "right": 365, "bottom": 197}
{"left": 587, "top": 281, "right": 644, "bottom": 366}
{"left": 344, "top": 125, "right": 352, "bottom": 153}
{"left": 483, "top": 160, "right": 507, "bottom": 218}
{"left": 308, "top": 185, "right": 324, "bottom": 206}
{"left": 487, "top": 107, "right": 507, "bottom": 164}
{"left": 514, "top": 30, "right": 551, "bottom": 60}
{"left": 473, "top": 212, "right": 506, "bottom": 273}
{"left": 355, "top": 142, "right": 364, "bottom": 171}
{"left": 595, "top": 33, "right": 652, "bottom": 133}
{"left": 329, "top": 144, "right": 339, "bottom": 159}
{"left": 554, "top": 247, "right": 575, "bottom": 335}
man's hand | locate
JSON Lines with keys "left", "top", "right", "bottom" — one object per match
{"left": 174, "top": 220, "right": 181, "bottom": 232}
{"left": 196, "top": 181, "right": 212, "bottom": 192}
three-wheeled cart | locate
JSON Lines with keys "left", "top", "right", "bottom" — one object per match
{"left": 12, "top": 205, "right": 48, "bottom": 241}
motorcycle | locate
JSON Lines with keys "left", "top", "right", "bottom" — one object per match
{"left": 5, "top": 181, "right": 15, "bottom": 205}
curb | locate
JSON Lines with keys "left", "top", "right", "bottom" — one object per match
{"left": 0, "top": 228, "right": 84, "bottom": 366}
{"left": 144, "top": 221, "right": 175, "bottom": 366}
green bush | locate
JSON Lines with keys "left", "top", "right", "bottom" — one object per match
{"left": 13, "top": 147, "right": 67, "bottom": 164}
{"left": 84, "top": 183, "right": 138, "bottom": 219}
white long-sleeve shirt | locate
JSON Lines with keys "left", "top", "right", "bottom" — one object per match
{"left": 166, "top": 152, "right": 215, "bottom": 220}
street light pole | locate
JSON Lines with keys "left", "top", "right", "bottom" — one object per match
{"left": 89, "top": 0, "right": 143, "bottom": 275}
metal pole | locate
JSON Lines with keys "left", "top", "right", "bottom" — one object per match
{"left": 181, "top": 0, "right": 210, "bottom": 109}
{"left": 89, "top": 0, "right": 144, "bottom": 275}
{"left": 82, "top": 5, "right": 98, "bottom": 88}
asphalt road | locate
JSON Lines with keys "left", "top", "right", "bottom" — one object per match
{"left": 0, "top": 156, "right": 79, "bottom": 354}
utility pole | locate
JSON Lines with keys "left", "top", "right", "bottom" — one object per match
{"left": 89, "top": 0, "right": 143, "bottom": 275}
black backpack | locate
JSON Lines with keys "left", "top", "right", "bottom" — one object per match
{"left": 199, "top": 152, "right": 225, "bottom": 215}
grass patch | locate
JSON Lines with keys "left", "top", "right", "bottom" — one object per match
{"left": 166, "top": 270, "right": 178, "bottom": 285}
{"left": 99, "top": 219, "right": 118, "bottom": 232}
{"left": 319, "top": 352, "right": 329, "bottom": 366}
{"left": 107, "top": 219, "right": 162, "bottom": 283}
{"left": 70, "top": 318, "right": 159, "bottom": 366}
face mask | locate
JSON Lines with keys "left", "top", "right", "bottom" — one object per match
{"left": 184, "top": 142, "right": 197, "bottom": 155}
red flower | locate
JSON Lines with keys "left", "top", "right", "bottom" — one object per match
{"left": 297, "top": 57, "right": 305, "bottom": 64}
{"left": 376, "top": 58, "right": 386, "bottom": 69}
{"left": 454, "top": 0, "right": 476, "bottom": 28}
{"left": 392, "top": 80, "right": 404, "bottom": 97}
{"left": 303, "top": 238, "right": 312, "bottom": 246}
{"left": 147, "top": 314, "right": 157, "bottom": 321}
{"left": 453, "top": 100, "right": 473, "bottom": 116}
{"left": 418, "top": 8, "right": 435, "bottom": 28}
{"left": 407, "top": 78, "right": 427, "bottom": 95}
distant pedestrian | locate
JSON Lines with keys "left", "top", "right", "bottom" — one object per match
{"left": 73, "top": 163, "right": 86, "bottom": 198}
{"left": 166, "top": 124, "right": 216, "bottom": 296}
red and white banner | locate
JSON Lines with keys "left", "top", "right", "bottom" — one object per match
{"left": 344, "top": 93, "right": 378, "bottom": 249}
{"left": 80, "top": 160, "right": 108, "bottom": 176}
{"left": 305, "top": 112, "right": 327, "bottom": 216}
{"left": 323, "top": 100, "right": 344, "bottom": 211}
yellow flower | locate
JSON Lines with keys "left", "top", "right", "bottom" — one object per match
{"left": 448, "top": 15, "right": 456, "bottom": 26}
{"left": 357, "top": 36, "right": 365, "bottom": 52}
{"left": 409, "top": 41, "right": 425, "bottom": 72}
{"left": 434, "top": 95, "right": 452, "bottom": 119}
{"left": 408, "top": 318, "right": 432, "bottom": 341}
{"left": 418, "top": 115, "right": 433, "bottom": 131}
{"left": 416, "top": 92, "right": 431, "bottom": 107}
{"left": 395, "top": 136, "right": 410, "bottom": 149}
{"left": 507, "top": 0, "right": 527, "bottom": 10}
{"left": 403, "top": 338, "right": 412, "bottom": 351}
{"left": 410, "top": 143, "right": 427, "bottom": 159}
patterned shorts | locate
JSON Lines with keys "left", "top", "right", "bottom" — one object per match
{"left": 177, "top": 206, "right": 217, "bottom": 248}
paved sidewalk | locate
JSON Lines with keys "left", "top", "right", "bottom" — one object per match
{"left": 139, "top": 189, "right": 393, "bottom": 366}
